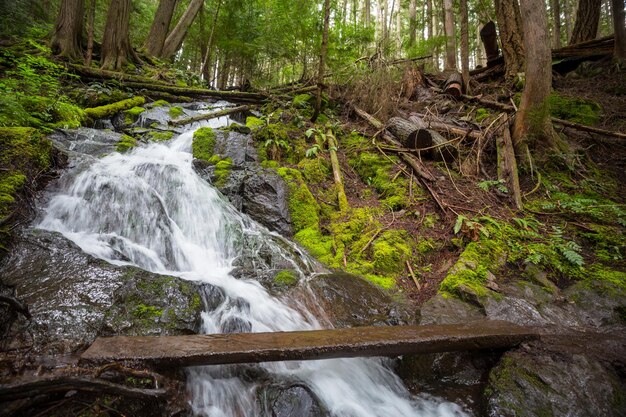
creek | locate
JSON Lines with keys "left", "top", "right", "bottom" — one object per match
{"left": 33, "top": 102, "right": 469, "bottom": 417}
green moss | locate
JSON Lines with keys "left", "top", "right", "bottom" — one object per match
{"left": 274, "top": 270, "right": 299, "bottom": 287}
{"left": 293, "top": 93, "right": 313, "bottom": 108}
{"left": 298, "top": 157, "right": 330, "bottom": 183}
{"left": 150, "top": 100, "right": 170, "bottom": 108}
{"left": 246, "top": 116, "right": 265, "bottom": 129}
{"left": 168, "top": 106, "right": 184, "bottom": 118}
{"left": 116, "top": 135, "right": 137, "bottom": 152}
{"left": 0, "top": 173, "right": 26, "bottom": 215}
{"left": 372, "top": 230, "right": 412, "bottom": 275}
{"left": 276, "top": 167, "right": 321, "bottom": 233}
{"left": 192, "top": 127, "right": 216, "bottom": 162}
{"left": 547, "top": 92, "right": 602, "bottom": 125}
{"left": 133, "top": 304, "right": 163, "bottom": 319}
{"left": 213, "top": 157, "right": 232, "bottom": 187}
{"left": 145, "top": 130, "right": 174, "bottom": 142}
{"left": 584, "top": 266, "right": 626, "bottom": 296}
{"left": 475, "top": 108, "right": 490, "bottom": 123}
{"left": 124, "top": 106, "right": 145, "bottom": 124}
{"left": 85, "top": 96, "right": 145, "bottom": 120}
{"left": 221, "top": 123, "right": 251, "bottom": 134}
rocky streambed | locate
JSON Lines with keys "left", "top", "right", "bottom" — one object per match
{"left": 1, "top": 99, "right": 624, "bottom": 417}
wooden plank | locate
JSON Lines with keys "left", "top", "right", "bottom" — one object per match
{"left": 81, "top": 321, "right": 539, "bottom": 367}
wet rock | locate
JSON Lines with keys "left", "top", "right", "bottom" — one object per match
{"left": 221, "top": 316, "right": 252, "bottom": 333}
{"left": 486, "top": 332, "right": 626, "bottom": 417}
{"left": 48, "top": 128, "right": 123, "bottom": 157}
{"left": 260, "top": 384, "right": 327, "bottom": 417}
{"left": 0, "top": 229, "right": 202, "bottom": 354}
{"left": 307, "top": 272, "right": 413, "bottom": 327}
{"left": 419, "top": 294, "right": 484, "bottom": 325}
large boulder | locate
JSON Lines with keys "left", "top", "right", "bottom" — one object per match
{"left": 259, "top": 383, "right": 328, "bottom": 417}
{"left": 0, "top": 229, "right": 202, "bottom": 355}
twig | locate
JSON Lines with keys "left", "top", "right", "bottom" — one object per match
{"left": 406, "top": 261, "right": 421, "bottom": 290}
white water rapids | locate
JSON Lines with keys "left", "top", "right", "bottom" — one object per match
{"left": 37, "top": 110, "right": 469, "bottom": 417}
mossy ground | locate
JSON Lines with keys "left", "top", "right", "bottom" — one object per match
{"left": 191, "top": 127, "right": 232, "bottom": 187}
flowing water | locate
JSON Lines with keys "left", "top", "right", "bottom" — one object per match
{"left": 37, "top": 107, "right": 469, "bottom": 417}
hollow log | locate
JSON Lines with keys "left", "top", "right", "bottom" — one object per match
{"left": 408, "top": 113, "right": 483, "bottom": 140}
{"left": 444, "top": 72, "right": 463, "bottom": 96}
{"left": 406, "top": 116, "right": 457, "bottom": 161}
{"left": 169, "top": 105, "right": 249, "bottom": 126}
{"left": 480, "top": 21, "right": 501, "bottom": 65}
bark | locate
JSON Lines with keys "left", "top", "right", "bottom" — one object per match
{"left": 145, "top": 0, "right": 178, "bottom": 57}
{"left": 443, "top": 0, "right": 457, "bottom": 70}
{"left": 513, "top": 0, "right": 559, "bottom": 150}
{"left": 613, "top": 0, "right": 626, "bottom": 63}
{"left": 496, "top": 115, "right": 522, "bottom": 209}
{"left": 494, "top": 0, "right": 525, "bottom": 79}
{"left": 312, "top": 0, "right": 331, "bottom": 122}
{"left": 327, "top": 130, "right": 349, "bottom": 212}
{"left": 427, "top": 0, "right": 434, "bottom": 67}
{"left": 364, "top": 0, "right": 371, "bottom": 27}
{"left": 480, "top": 21, "right": 501, "bottom": 64}
{"left": 405, "top": 115, "right": 457, "bottom": 161}
{"left": 570, "top": 0, "right": 602, "bottom": 43}
{"left": 84, "top": 0, "right": 95, "bottom": 66}
{"left": 169, "top": 105, "right": 249, "bottom": 126}
{"left": 460, "top": 0, "right": 470, "bottom": 93}
{"left": 201, "top": 0, "right": 222, "bottom": 84}
{"left": 564, "top": 0, "right": 573, "bottom": 40}
{"left": 50, "top": 0, "right": 84, "bottom": 60}
{"left": 444, "top": 71, "right": 463, "bottom": 96}
{"left": 552, "top": 0, "right": 562, "bottom": 48}
{"left": 409, "top": 0, "right": 417, "bottom": 47}
{"left": 160, "top": 0, "right": 204, "bottom": 60}
{"left": 101, "top": 0, "right": 133, "bottom": 71}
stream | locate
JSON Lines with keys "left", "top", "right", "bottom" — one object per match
{"left": 34, "top": 103, "right": 469, "bottom": 417}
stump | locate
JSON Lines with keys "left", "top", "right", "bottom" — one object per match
{"left": 480, "top": 21, "right": 501, "bottom": 66}
{"left": 444, "top": 72, "right": 463, "bottom": 96}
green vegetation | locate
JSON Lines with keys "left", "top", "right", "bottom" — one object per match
{"left": 274, "top": 270, "right": 298, "bottom": 287}
{"left": 145, "top": 131, "right": 174, "bottom": 142}
{"left": 85, "top": 96, "right": 145, "bottom": 120}
{"left": 124, "top": 106, "right": 145, "bottom": 124}
{"left": 168, "top": 106, "right": 184, "bottom": 118}
{"left": 116, "top": 135, "right": 137, "bottom": 153}
{"left": 192, "top": 127, "right": 217, "bottom": 162}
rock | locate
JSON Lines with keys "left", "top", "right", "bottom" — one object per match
{"left": 307, "top": 272, "right": 413, "bottom": 327}
{"left": 260, "top": 384, "right": 327, "bottom": 417}
{"left": 486, "top": 332, "right": 626, "bottom": 417}
{"left": 0, "top": 229, "right": 202, "bottom": 354}
{"left": 48, "top": 128, "right": 123, "bottom": 157}
{"left": 419, "top": 294, "right": 484, "bottom": 325}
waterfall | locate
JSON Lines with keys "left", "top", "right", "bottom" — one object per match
{"left": 38, "top": 111, "right": 469, "bottom": 417}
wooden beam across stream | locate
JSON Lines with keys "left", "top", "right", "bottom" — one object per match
{"left": 81, "top": 321, "right": 539, "bottom": 368}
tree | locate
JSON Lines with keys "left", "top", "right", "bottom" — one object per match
{"left": 101, "top": 0, "right": 134, "bottom": 70}
{"left": 145, "top": 0, "right": 179, "bottom": 57}
{"left": 570, "top": 0, "right": 602, "bottom": 43}
{"left": 443, "top": 0, "right": 457, "bottom": 70}
{"left": 495, "top": 0, "right": 525, "bottom": 79}
{"left": 201, "top": 0, "right": 222, "bottom": 84}
{"left": 50, "top": 0, "right": 85, "bottom": 60}
{"left": 460, "top": 0, "right": 470, "bottom": 92}
{"left": 613, "top": 0, "right": 626, "bottom": 63}
{"left": 84, "top": 0, "right": 95, "bottom": 66}
{"left": 512, "top": 0, "right": 559, "bottom": 151}
{"left": 409, "top": 0, "right": 417, "bottom": 47}
{"left": 161, "top": 0, "right": 205, "bottom": 60}
{"left": 552, "top": 0, "right": 562, "bottom": 48}
{"left": 312, "top": 0, "right": 331, "bottom": 122}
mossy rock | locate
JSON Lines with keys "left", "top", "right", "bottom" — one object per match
{"left": 84, "top": 96, "right": 145, "bottom": 120}
{"left": 168, "top": 106, "right": 184, "bottom": 118}
{"left": 104, "top": 272, "right": 202, "bottom": 336}
{"left": 116, "top": 134, "right": 137, "bottom": 153}
{"left": 372, "top": 230, "right": 413, "bottom": 275}
{"left": 124, "top": 106, "right": 145, "bottom": 124}
{"left": 192, "top": 127, "right": 216, "bottom": 162}
{"left": 273, "top": 269, "right": 299, "bottom": 287}
{"left": 145, "top": 130, "right": 174, "bottom": 142}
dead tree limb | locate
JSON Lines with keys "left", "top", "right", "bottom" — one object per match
{"left": 552, "top": 118, "right": 626, "bottom": 140}
{"left": 169, "top": 105, "right": 249, "bottom": 126}
{"left": 0, "top": 376, "right": 166, "bottom": 402}
{"left": 326, "top": 130, "right": 349, "bottom": 212}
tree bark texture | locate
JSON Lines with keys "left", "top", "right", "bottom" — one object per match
{"left": 312, "top": 0, "right": 331, "bottom": 122}
{"left": 460, "top": 0, "right": 470, "bottom": 93}
{"left": 161, "top": 0, "right": 204, "bottom": 60}
{"left": 443, "top": 0, "right": 457, "bottom": 70}
{"left": 480, "top": 21, "right": 501, "bottom": 64}
{"left": 409, "top": 0, "right": 417, "bottom": 46}
{"left": 513, "top": 0, "right": 558, "bottom": 150}
{"left": 612, "top": 0, "right": 626, "bottom": 62}
{"left": 570, "top": 0, "right": 602, "bottom": 44}
{"left": 145, "top": 0, "right": 178, "bottom": 57}
{"left": 100, "top": 0, "right": 133, "bottom": 71}
{"left": 201, "top": 0, "right": 221, "bottom": 84}
{"left": 495, "top": 0, "right": 525, "bottom": 79}
{"left": 552, "top": 0, "right": 562, "bottom": 47}
{"left": 51, "top": 0, "right": 85, "bottom": 60}
{"left": 84, "top": 0, "right": 95, "bottom": 66}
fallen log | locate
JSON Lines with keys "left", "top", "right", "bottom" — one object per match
{"left": 169, "top": 105, "right": 249, "bottom": 126}
{"left": 0, "top": 376, "right": 166, "bottom": 402}
{"left": 68, "top": 64, "right": 173, "bottom": 86}
{"left": 444, "top": 72, "right": 463, "bottom": 96}
{"left": 408, "top": 113, "right": 483, "bottom": 140}
{"left": 552, "top": 35, "right": 614, "bottom": 59}
{"left": 80, "top": 321, "right": 539, "bottom": 367}
{"left": 327, "top": 130, "right": 349, "bottom": 212}
{"left": 84, "top": 96, "right": 145, "bottom": 120}
{"left": 552, "top": 117, "right": 626, "bottom": 140}
{"left": 495, "top": 114, "right": 522, "bottom": 209}
{"left": 121, "top": 82, "right": 268, "bottom": 102}
{"left": 388, "top": 116, "right": 456, "bottom": 161}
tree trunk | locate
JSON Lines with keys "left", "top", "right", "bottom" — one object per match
{"left": 480, "top": 21, "right": 501, "bottom": 64}
{"left": 513, "top": 0, "right": 559, "bottom": 151}
{"left": 570, "top": 0, "right": 602, "bottom": 43}
{"left": 443, "top": 0, "right": 457, "bottom": 70}
{"left": 201, "top": 0, "right": 221, "bottom": 84}
{"left": 552, "top": 0, "right": 562, "bottom": 47}
{"left": 160, "top": 0, "right": 204, "bottom": 60}
{"left": 84, "top": 0, "right": 95, "bottom": 66}
{"left": 444, "top": 71, "right": 463, "bottom": 96}
{"left": 495, "top": 0, "right": 525, "bottom": 79}
{"left": 409, "top": 0, "right": 417, "bottom": 47}
{"left": 460, "top": 0, "right": 470, "bottom": 93}
{"left": 427, "top": 0, "right": 434, "bottom": 68}
{"left": 564, "top": 0, "right": 573, "bottom": 40}
{"left": 612, "top": 0, "right": 626, "bottom": 63}
{"left": 312, "top": 0, "right": 331, "bottom": 122}
{"left": 101, "top": 0, "right": 133, "bottom": 71}
{"left": 144, "top": 0, "right": 178, "bottom": 57}
{"left": 51, "top": 0, "right": 85, "bottom": 60}
{"left": 364, "top": 0, "right": 371, "bottom": 27}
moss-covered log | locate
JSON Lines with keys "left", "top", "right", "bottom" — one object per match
{"left": 121, "top": 82, "right": 268, "bottom": 102}
{"left": 68, "top": 64, "right": 172, "bottom": 85}
{"left": 84, "top": 96, "right": 145, "bottom": 120}
{"left": 169, "top": 105, "right": 249, "bottom": 126}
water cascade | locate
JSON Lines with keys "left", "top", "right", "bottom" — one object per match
{"left": 37, "top": 109, "right": 469, "bottom": 417}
